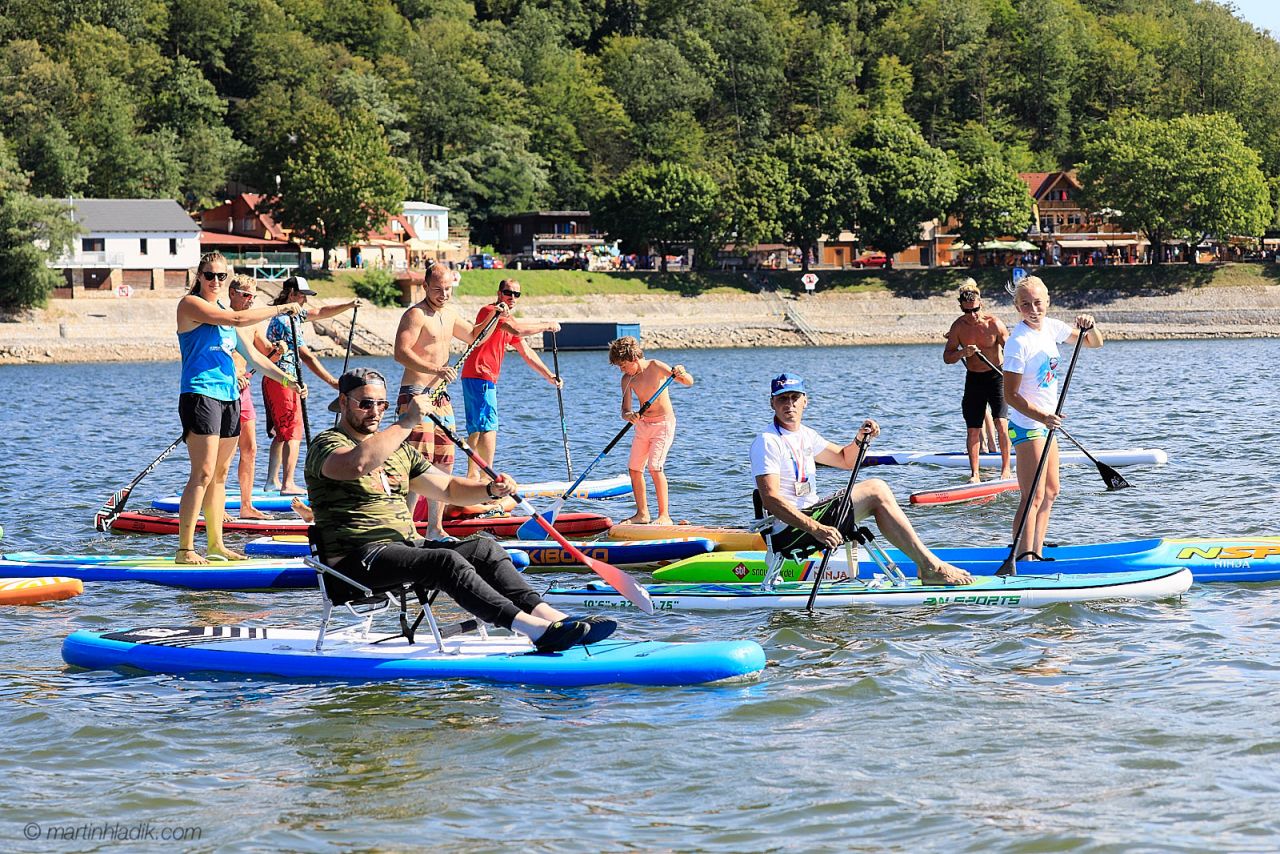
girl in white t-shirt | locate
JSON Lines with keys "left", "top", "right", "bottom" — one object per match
{"left": 1003, "top": 276, "right": 1103, "bottom": 561}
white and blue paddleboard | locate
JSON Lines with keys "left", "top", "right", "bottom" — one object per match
{"left": 544, "top": 567, "right": 1193, "bottom": 612}
{"left": 149, "top": 475, "right": 632, "bottom": 514}
{"left": 864, "top": 448, "right": 1167, "bottom": 469}
{"left": 245, "top": 534, "right": 712, "bottom": 569}
{"left": 62, "top": 625, "right": 767, "bottom": 687}
{"left": 0, "top": 549, "right": 530, "bottom": 590}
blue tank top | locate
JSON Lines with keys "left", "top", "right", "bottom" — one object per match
{"left": 178, "top": 321, "right": 239, "bottom": 401}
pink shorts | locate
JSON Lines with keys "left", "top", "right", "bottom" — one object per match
{"left": 629, "top": 415, "right": 676, "bottom": 471}
{"left": 239, "top": 380, "right": 256, "bottom": 424}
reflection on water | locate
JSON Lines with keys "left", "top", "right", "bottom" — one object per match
{"left": 1, "top": 340, "right": 1279, "bottom": 849}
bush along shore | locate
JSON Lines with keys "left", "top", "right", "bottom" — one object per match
{"left": 3, "top": 266, "right": 1280, "bottom": 365}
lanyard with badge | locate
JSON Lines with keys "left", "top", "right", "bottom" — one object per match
{"left": 774, "top": 424, "right": 813, "bottom": 496}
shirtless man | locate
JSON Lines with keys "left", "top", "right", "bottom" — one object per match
{"left": 943, "top": 279, "right": 1012, "bottom": 482}
{"left": 393, "top": 264, "right": 491, "bottom": 540}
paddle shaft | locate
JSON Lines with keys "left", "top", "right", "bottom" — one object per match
{"left": 93, "top": 435, "right": 184, "bottom": 531}
{"left": 550, "top": 331, "right": 573, "bottom": 478}
{"left": 425, "top": 305, "right": 504, "bottom": 403}
{"left": 424, "top": 412, "right": 655, "bottom": 613}
{"left": 806, "top": 436, "right": 870, "bottom": 611}
{"left": 289, "top": 315, "right": 312, "bottom": 446}
{"left": 565, "top": 371, "right": 678, "bottom": 497}
{"left": 1000, "top": 328, "right": 1088, "bottom": 575}
{"left": 334, "top": 304, "right": 359, "bottom": 428}
{"left": 970, "top": 350, "right": 1127, "bottom": 490}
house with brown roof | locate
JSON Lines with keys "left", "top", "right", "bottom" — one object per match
{"left": 1018, "top": 171, "right": 1144, "bottom": 265}
{"left": 196, "top": 193, "right": 302, "bottom": 280}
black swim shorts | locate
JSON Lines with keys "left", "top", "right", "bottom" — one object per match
{"left": 179, "top": 392, "right": 242, "bottom": 439}
{"left": 961, "top": 370, "right": 1006, "bottom": 429}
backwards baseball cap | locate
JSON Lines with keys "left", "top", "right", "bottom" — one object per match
{"left": 282, "top": 275, "right": 318, "bottom": 296}
{"left": 328, "top": 368, "right": 387, "bottom": 413}
{"left": 770, "top": 373, "right": 808, "bottom": 397}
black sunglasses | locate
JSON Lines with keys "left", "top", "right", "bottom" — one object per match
{"left": 499, "top": 289, "right": 521, "bottom": 298}
{"left": 354, "top": 398, "right": 390, "bottom": 411}
{"left": 200, "top": 271, "right": 229, "bottom": 282}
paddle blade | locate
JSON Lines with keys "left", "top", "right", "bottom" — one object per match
{"left": 1099, "top": 463, "right": 1132, "bottom": 491}
{"left": 515, "top": 498, "right": 564, "bottom": 540}
{"left": 516, "top": 500, "right": 654, "bottom": 614}
{"left": 93, "top": 489, "right": 129, "bottom": 532}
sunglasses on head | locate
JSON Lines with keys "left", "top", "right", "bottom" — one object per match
{"left": 499, "top": 289, "right": 521, "bottom": 298}
{"left": 200, "top": 271, "right": 229, "bottom": 282}
{"left": 230, "top": 289, "right": 254, "bottom": 299}
{"left": 353, "top": 398, "right": 389, "bottom": 411}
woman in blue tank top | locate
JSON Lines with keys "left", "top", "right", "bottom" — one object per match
{"left": 174, "top": 252, "right": 304, "bottom": 564}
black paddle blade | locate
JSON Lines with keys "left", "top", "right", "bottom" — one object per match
{"left": 1100, "top": 463, "right": 1132, "bottom": 491}
{"left": 93, "top": 490, "right": 128, "bottom": 531}
{"left": 996, "top": 557, "right": 1017, "bottom": 577}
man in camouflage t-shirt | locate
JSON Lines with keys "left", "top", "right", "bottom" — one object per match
{"left": 303, "top": 368, "right": 614, "bottom": 653}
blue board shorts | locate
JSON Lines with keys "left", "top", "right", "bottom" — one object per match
{"left": 1008, "top": 422, "right": 1050, "bottom": 446}
{"left": 462, "top": 378, "right": 499, "bottom": 434}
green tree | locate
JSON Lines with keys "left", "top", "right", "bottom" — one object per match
{"left": 948, "top": 123, "right": 1034, "bottom": 264}
{"left": 0, "top": 136, "right": 79, "bottom": 312}
{"left": 764, "top": 134, "right": 865, "bottom": 272}
{"left": 853, "top": 116, "right": 956, "bottom": 263}
{"left": 268, "top": 112, "right": 409, "bottom": 268}
{"left": 593, "top": 162, "right": 721, "bottom": 271}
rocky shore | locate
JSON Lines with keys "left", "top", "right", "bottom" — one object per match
{"left": 4, "top": 284, "right": 1280, "bottom": 365}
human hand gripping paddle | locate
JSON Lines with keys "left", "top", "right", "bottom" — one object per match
{"left": 420, "top": 406, "right": 655, "bottom": 614}
{"left": 514, "top": 370, "right": 680, "bottom": 540}
{"left": 999, "top": 327, "right": 1088, "bottom": 577}
{"left": 968, "top": 349, "right": 1130, "bottom": 491}
{"left": 805, "top": 431, "right": 871, "bottom": 611}
{"left": 93, "top": 437, "right": 184, "bottom": 531}
{"left": 550, "top": 331, "right": 573, "bottom": 479}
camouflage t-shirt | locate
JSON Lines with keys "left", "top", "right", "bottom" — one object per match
{"left": 304, "top": 428, "right": 430, "bottom": 558}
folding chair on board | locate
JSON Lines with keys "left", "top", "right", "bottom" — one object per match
{"left": 747, "top": 489, "right": 861, "bottom": 591}
{"left": 303, "top": 528, "right": 487, "bottom": 653}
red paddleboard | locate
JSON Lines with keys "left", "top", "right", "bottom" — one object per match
{"left": 109, "top": 510, "right": 613, "bottom": 538}
{"left": 909, "top": 477, "right": 1019, "bottom": 506}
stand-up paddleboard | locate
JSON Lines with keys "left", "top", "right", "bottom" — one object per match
{"left": 148, "top": 475, "right": 633, "bottom": 514}
{"left": 607, "top": 523, "right": 764, "bottom": 552}
{"left": 0, "top": 576, "right": 83, "bottom": 605}
{"left": 865, "top": 448, "right": 1167, "bottom": 468}
{"left": 910, "top": 478, "right": 1019, "bottom": 506}
{"left": 109, "top": 510, "right": 613, "bottom": 539}
{"left": 544, "top": 566, "right": 1192, "bottom": 612}
{"left": 244, "top": 534, "right": 710, "bottom": 569}
{"left": 0, "top": 552, "right": 316, "bottom": 590}
{"left": 62, "top": 626, "right": 767, "bottom": 687}
{"left": 652, "top": 537, "right": 1280, "bottom": 585}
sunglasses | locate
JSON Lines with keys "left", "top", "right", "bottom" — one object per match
{"left": 200, "top": 271, "right": 230, "bottom": 282}
{"left": 499, "top": 289, "right": 521, "bottom": 298}
{"left": 230, "top": 289, "right": 255, "bottom": 299}
{"left": 353, "top": 398, "right": 390, "bottom": 411}
{"left": 961, "top": 306, "right": 981, "bottom": 313}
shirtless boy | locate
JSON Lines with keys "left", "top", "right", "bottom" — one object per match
{"left": 943, "top": 279, "right": 1012, "bottom": 482}
{"left": 393, "top": 264, "right": 492, "bottom": 540}
{"left": 607, "top": 336, "right": 694, "bottom": 526}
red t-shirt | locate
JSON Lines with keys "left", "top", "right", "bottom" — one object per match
{"left": 461, "top": 304, "right": 517, "bottom": 382}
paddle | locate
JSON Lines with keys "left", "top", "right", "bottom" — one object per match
{"left": 424, "top": 410, "right": 655, "bottom": 614}
{"left": 93, "top": 436, "right": 184, "bottom": 531}
{"left": 425, "top": 304, "right": 505, "bottom": 403}
{"left": 969, "top": 350, "right": 1129, "bottom": 491}
{"left": 333, "top": 302, "right": 359, "bottom": 428}
{"left": 514, "top": 370, "right": 679, "bottom": 540}
{"left": 805, "top": 434, "right": 871, "bottom": 611}
{"left": 999, "top": 326, "right": 1089, "bottom": 576}
{"left": 550, "top": 331, "right": 573, "bottom": 479}
{"left": 288, "top": 315, "right": 311, "bottom": 446}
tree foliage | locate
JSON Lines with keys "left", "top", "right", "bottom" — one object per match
{"left": 853, "top": 117, "right": 956, "bottom": 261}
{"left": 0, "top": 136, "right": 80, "bottom": 312}
{"left": 593, "top": 162, "right": 722, "bottom": 270}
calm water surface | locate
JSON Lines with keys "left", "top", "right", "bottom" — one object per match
{"left": 1, "top": 339, "right": 1278, "bottom": 851}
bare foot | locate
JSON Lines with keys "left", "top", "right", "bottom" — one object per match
{"left": 999, "top": 470, "right": 1013, "bottom": 481}
{"left": 280, "top": 484, "right": 306, "bottom": 496}
{"left": 919, "top": 562, "right": 973, "bottom": 586}
{"left": 207, "top": 547, "right": 247, "bottom": 561}
{"left": 175, "top": 548, "right": 208, "bottom": 565}
{"left": 290, "top": 497, "right": 315, "bottom": 523}
{"left": 967, "top": 474, "right": 982, "bottom": 484}
{"left": 620, "top": 513, "right": 652, "bottom": 525}
{"left": 652, "top": 515, "right": 673, "bottom": 526}
{"left": 423, "top": 529, "right": 455, "bottom": 542}
{"left": 239, "top": 506, "right": 269, "bottom": 520}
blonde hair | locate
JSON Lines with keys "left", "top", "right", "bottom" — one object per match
{"left": 608, "top": 336, "right": 643, "bottom": 365}
{"left": 1014, "top": 275, "right": 1048, "bottom": 304}
{"left": 957, "top": 277, "right": 980, "bottom": 298}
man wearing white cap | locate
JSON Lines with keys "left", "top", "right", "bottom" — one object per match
{"left": 262, "top": 275, "right": 359, "bottom": 494}
{"left": 750, "top": 373, "right": 973, "bottom": 586}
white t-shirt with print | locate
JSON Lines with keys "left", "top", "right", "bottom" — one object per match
{"left": 750, "top": 422, "right": 829, "bottom": 510}
{"left": 1003, "top": 317, "right": 1073, "bottom": 429}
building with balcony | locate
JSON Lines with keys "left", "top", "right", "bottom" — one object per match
{"left": 196, "top": 193, "right": 303, "bottom": 280}
{"left": 497, "top": 211, "right": 606, "bottom": 257}
{"left": 50, "top": 199, "right": 201, "bottom": 297}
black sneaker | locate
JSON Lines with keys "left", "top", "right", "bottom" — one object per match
{"left": 533, "top": 620, "right": 591, "bottom": 653}
{"left": 576, "top": 615, "right": 618, "bottom": 646}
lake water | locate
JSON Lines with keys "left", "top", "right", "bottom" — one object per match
{"left": 2, "top": 339, "right": 1279, "bottom": 851}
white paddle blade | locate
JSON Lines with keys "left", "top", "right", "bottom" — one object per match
{"left": 514, "top": 498, "right": 565, "bottom": 540}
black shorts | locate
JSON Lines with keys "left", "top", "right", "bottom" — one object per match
{"left": 962, "top": 370, "right": 1006, "bottom": 428}
{"left": 179, "top": 392, "right": 241, "bottom": 439}
{"left": 770, "top": 490, "right": 859, "bottom": 562}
